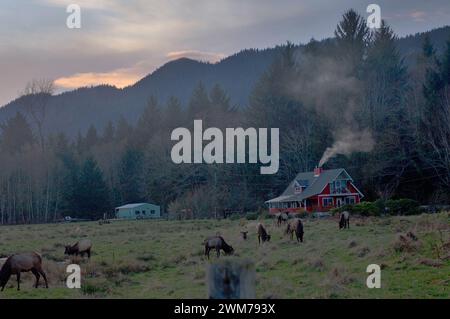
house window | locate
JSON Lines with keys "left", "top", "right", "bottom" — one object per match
{"left": 322, "top": 197, "right": 333, "bottom": 207}
{"left": 142, "top": 210, "right": 146, "bottom": 215}
{"left": 345, "top": 196, "right": 356, "bottom": 205}
{"left": 330, "top": 180, "right": 348, "bottom": 194}
{"left": 135, "top": 211, "right": 140, "bottom": 215}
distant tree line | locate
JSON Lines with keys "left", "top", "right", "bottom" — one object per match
{"left": 0, "top": 9, "right": 450, "bottom": 224}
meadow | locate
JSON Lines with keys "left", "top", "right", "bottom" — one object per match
{"left": 0, "top": 213, "right": 449, "bottom": 299}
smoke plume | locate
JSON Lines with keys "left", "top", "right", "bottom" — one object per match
{"left": 287, "top": 50, "right": 375, "bottom": 166}
{"left": 318, "top": 128, "right": 375, "bottom": 167}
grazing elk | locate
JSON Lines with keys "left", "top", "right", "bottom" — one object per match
{"left": 257, "top": 223, "right": 271, "bottom": 244}
{"left": 0, "top": 252, "right": 48, "bottom": 291}
{"left": 286, "top": 218, "right": 304, "bottom": 242}
{"left": 204, "top": 236, "right": 234, "bottom": 259}
{"left": 276, "top": 212, "right": 289, "bottom": 226}
{"left": 339, "top": 211, "right": 350, "bottom": 229}
{"left": 64, "top": 239, "right": 92, "bottom": 259}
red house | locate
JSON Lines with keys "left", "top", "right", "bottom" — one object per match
{"left": 266, "top": 167, "right": 363, "bottom": 214}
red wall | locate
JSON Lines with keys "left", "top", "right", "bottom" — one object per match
{"left": 268, "top": 181, "right": 362, "bottom": 214}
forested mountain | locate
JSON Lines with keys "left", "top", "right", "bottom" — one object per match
{"left": 1, "top": 10, "right": 450, "bottom": 224}
{"left": 0, "top": 48, "right": 278, "bottom": 137}
{"left": 0, "top": 26, "right": 449, "bottom": 137}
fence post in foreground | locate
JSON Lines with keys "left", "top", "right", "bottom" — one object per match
{"left": 207, "top": 258, "right": 255, "bottom": 299}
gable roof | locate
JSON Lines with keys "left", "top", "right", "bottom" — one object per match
{"left": 116, "top": 203, "right": 152, "bottom": 209}
{"left": 266, "top": 168, "right": 355, "bottom": 203}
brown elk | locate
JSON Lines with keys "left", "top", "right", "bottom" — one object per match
{"left": 204, "top": 236, "right": 234, "bottom": 259}
{"left": 64, "top": 239, "right": 92, "bottom": 259}
{"left": 339, "top": 211, "right": 350, "bottom": 229}
{"left": 286, "top": 218, "right": 304, "bottom": 242}
{"left": 0, "top": 252, "right": 48, "bottom": 291}
{"left": 257, "top": 223, "right": 271, "bottom": 244}
{"left": 276, "top": 212, "right": 289, "bottom": 226}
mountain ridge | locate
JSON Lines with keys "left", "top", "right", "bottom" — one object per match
{"left": 1, "top": 26, "right": 449, "bottom": 137}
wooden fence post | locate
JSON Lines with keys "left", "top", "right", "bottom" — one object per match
{"left": 207, "top": 258, "right": 255, "bottom": 299}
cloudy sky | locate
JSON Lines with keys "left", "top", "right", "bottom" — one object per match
{"left": 0, "top": 0, "right": 449, "bottom": 106}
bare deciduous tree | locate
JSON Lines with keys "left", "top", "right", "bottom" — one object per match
{"left": 21, "top": 79, "right": 55, "bottom": 151}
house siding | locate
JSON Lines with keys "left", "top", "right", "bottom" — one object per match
{"left": 115, "top": 203, "right": 161, "bottom": 219}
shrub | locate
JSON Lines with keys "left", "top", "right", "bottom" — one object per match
{"left": 352, "top": 201, "right": 381, "bottom": 216}
{"left": 332, "top": 198, "right": 420, "bottom": 217}
{"left": 261, "top": 211, "right": 273, "bottom": 219}
{"left": 297, "top": 212, "right": 309, "bottom": 219}
{"left": 229, "top": 213, "right": 241, "bottom": 220}
{"left": 385, "top": 199, "right": 420, "bottom": 216}
{"left": 246, "top": 212, "right": 258, "bottom": 220}
{"left": 330, "top": 204, "right": 353, "bottom": 215}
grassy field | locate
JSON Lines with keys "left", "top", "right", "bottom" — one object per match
{"left": 0, "top": 213, "right": 449, "bottom": 299}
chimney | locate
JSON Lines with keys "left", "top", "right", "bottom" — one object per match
{"left": 314, "top": 166, "right": 323, "bottom": 177}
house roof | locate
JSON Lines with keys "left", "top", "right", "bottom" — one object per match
{"left": 116, "top": 203, "right": 151, "bottom": 209}
{"left": 266, "top": 168, "right": 354, "bottom": 203}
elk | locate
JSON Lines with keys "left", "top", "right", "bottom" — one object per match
{"left": 0, "top": 252, "right": 48, "bottom": 291}
{"left": 204, "top": 236, "right": 234, "bottom": 259}
{"left": 276, "top": 212, "right": 289, "bottom": 226}
{"left": 286, "top": 218, "right": 304, "bottom": 242}
{"left": 257, "top": 223, "right": 271, "bottom": 244}
{"left": 64, "top": 239, "right": 92, "bottom": 259}
{"left": 339, "top": 211, "right": 350, "bottom": 229}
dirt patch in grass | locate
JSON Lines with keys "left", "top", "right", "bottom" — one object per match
{"left": 392, "top": 234, "right": 422, "bottom": 253}
{"left": 418, "top": 258, "right": 443, "bottom": 268}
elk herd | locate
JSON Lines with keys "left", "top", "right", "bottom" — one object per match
{"left": 0, "top": 239, "right": 92, "bottom": 291}
{"left": 203, "top": 211, "right": 350, "bottom": 258}
{"left": 0, "top": 211, "right": 350, "bottom": 291}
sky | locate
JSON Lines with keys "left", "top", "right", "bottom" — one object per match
{"left": 0, "top": 0, "right": 449, "bottom": 106}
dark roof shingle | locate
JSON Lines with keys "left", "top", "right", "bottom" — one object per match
{"left": 266, "top": 168, "right": 349, "bottom": 203}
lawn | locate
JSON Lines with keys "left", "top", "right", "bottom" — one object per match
{"left": 0, "top": 213, "right": 449, "bottom": 299}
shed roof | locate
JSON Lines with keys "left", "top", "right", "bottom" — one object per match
{"left": 266, "top": 168, "right": 352, "bottom": 203}
{"left": 116, "top": 203, "right": 154, "bottom": 209}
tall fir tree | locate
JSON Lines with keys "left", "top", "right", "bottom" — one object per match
{"left": 76, "top": 157, "right": 110, "bottom": 219}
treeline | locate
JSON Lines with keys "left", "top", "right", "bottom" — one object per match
{"left": 1, "top": 9, "right": 450, "bottom": 224}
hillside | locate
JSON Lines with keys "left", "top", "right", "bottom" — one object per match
{"left": 0, "top": 26, "right": 449, "bottom": 137}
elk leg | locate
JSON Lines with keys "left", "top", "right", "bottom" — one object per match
{"left": 216, "top": 247, "right": 220, "bottom": 258}
{"left": 347, "top": 219, "right": 350, "bottom": 229}
{"left": 31, "top": 269, "right": 40, "bottom": 288}
{"left": 16, "top": 272, "right": 20, "bottom": 291}
{"left": 87, "top": 249, "right": 91, "bottom": 259}
{"left": 39, "top": 270, "right": 48, "bottom": 288}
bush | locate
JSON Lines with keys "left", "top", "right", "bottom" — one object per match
{"left": 259, "top": 210, "right": 272, "bottom": 220}
{"left": 332, "top": 198, "right": 421, "bottom": 217}
{"left": 385, "top": 199, "right": 420, "bottom": 216}
{"left": 246, "top": 212, "right": 258, "bottom": 220}
{"left": 352, "top": 201, "right": 381, "bottom": 216}
{"left": 330, "top": 204, "right": 353, "bottom": 215}
{"left": 297, "top": 212, "right": 309, "bottom": 219}
{"left": 229, "top": 213, "right": 241, "bottom": 220}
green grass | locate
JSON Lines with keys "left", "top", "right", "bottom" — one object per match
{"left": 0, "top": 213, "right": 449, "bottom": 299}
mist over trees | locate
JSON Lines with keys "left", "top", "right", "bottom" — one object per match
{"left": 1, "top": 10, "right": 450, "bottom": 224}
